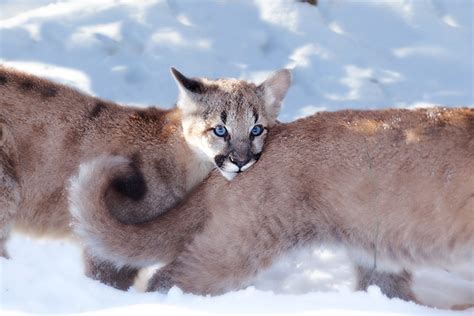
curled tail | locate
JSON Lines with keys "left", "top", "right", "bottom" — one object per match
{"left": 69, "top": 155, "right": 172, "bottom": 268}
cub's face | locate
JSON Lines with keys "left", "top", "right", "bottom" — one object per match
{"left": 172, "top": 68, "right": 291, "bottom": 180}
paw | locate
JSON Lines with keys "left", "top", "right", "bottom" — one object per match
{"left": 451, "top": 303, "right": 474, "bottom": 311}
{"left": 146, "top": 268, "right": 175, "bottom": 293}
{"left": 0, "top": 247, "right": 10, "bottom": 259}
{"left": 84, "top": 255, "right": 138, "bottom": 291}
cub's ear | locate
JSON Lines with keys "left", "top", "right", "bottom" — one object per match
{"left": 170, "top": 67, "right": 204, "bottom": 94}
{"left": 258, "top": 69, "right": 292, "bottom": 121}
{"left": 170, "top": 67, "right": 206, "bottom": 113}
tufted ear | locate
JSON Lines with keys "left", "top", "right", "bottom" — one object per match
{"left": 170, "top": 67, "right": 205, "bottom": 113}
{"left": 258, "top": 69, "right": 291, "bottom": 121}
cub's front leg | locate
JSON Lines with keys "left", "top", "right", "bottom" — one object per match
{"left": 145, "top": 253, "right": 248, "bottom": 295}
{"left": 146, "top": 261, "right": 176, "bottom": 293}
{"left": 0, "top": 165, "right": 19, "bottom": 259}
{"left": 0, "top": 123, "right": 21, "bottom": 258}
{"left": 145, "top": 213, "right": 286, "bottom": 295}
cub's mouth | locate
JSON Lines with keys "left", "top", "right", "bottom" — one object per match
{"left": 214, "top": 153, "right": 261, "bottom": 181}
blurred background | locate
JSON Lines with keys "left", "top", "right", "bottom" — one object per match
{"left": 1, "top": 0, "right": 472, "bottom": 122}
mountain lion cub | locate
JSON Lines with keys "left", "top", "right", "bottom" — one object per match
{"left": 0, "top": 66, "right": 291, "bottom": 289}
{"left": 72, "top": 107, "right": 473, "bottom": 306}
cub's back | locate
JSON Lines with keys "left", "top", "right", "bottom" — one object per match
{"left": 237, "top": 107, "right": 473, "bottom": 234}
{"left": 220, "top": 107, "right": 473, "bottom": 269}
{"left": 0, "top": 67, "right": 94, "bottom": 120}
{"left": 0, "top": 67, "right": 183, "bottom": 238}
{"left": 271, "top": 108, "right": 473, "bottom": 265}
{"left": 0, "top": 67, "right": 130, "bottom": 174}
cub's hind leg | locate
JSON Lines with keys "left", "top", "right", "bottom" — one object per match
{"left": 73, "top": 156, "right": 145, "bottom": 290}
{"left": 0, "top": 123, "right": 21, "bottom": 258}
{"left": 146, "top": 261, "right": 177, "bottom": 293}
{"left": 83, "top": 250, "right": 139, "bottom": 290}
{"left": 355, "top": 264, "right": 419, "bottom": 303}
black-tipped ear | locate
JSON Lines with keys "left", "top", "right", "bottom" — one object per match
{"left": 258, "top": 69, "right": 292, "bottom": 121}
{"left": 170, "top": 67, "right": 204, "bottom": 94}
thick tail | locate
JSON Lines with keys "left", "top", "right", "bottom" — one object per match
{"left": 69, "top": 155, "right": 172, "bottom": 268}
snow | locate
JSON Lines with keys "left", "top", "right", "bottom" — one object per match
{"left": 2, "top": 235, "right": 472, "bottom": 315}
{"left": 0, "top": 0, "right": 472, "bottom": 315}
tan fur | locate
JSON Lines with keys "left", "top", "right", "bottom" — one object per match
{"left": 0, "top": 66, "right": 290, "bottom": 288}
{"left": 72, "top": 107, "right": 474, "bottom": 304}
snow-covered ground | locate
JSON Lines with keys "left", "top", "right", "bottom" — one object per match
{"left": 0, "top": 0, "right": 473, "bottom": 315}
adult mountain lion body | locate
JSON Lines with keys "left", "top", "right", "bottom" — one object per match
{"left": 72, "top": 107, "right": 473, "bottom": 305}
{"left": 0, "top": 66, "right": 291, "bottom": 289}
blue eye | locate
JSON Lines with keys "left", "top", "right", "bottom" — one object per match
{"left": 250, "top": 125, "right": 264, "bottom": 137}
{"left": 213, "top": 125, "right": 227, "bottom": 137}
